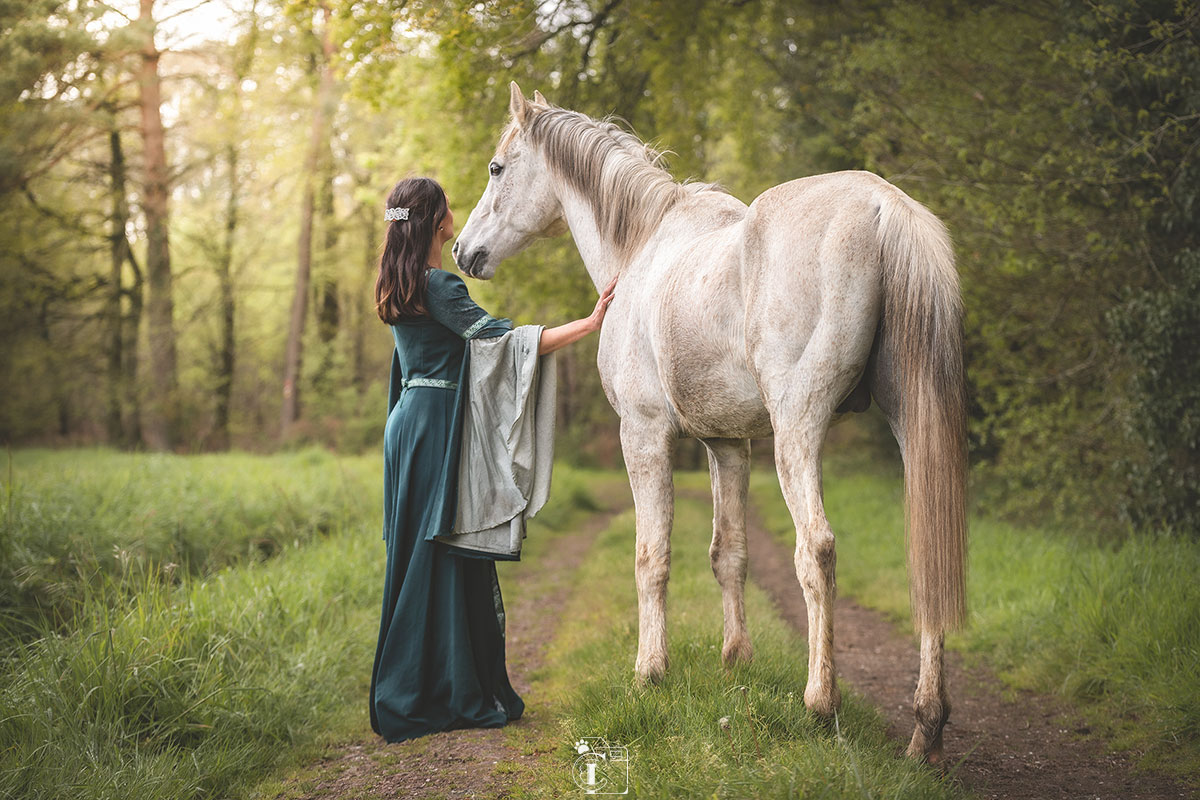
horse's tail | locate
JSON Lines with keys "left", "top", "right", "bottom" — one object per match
{"left": 876, "top": 190, "right": 968, "bottom": 634}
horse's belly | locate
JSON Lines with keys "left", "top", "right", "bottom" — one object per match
{"left": 670, "top": 377, "right": 773, "bottom": 439}
{"left": 655, "top": 239, "right": 773, "bottom": 439}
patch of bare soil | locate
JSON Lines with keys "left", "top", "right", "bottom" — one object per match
{"left": 733, "top": 491, "right": 1197, "bottom": 800}
{"left": 273, "top": 500, "right": 627, "bottom": 800}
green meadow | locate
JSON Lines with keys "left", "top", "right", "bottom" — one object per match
{"left": 0, "top": 447, "right": 379, "bottom": 639}
{"left": 0, "top": 448, "right": 605, "bottom": 800}
{"left": 747, "top": 458, "right": 1200, "bottom": 779}
{"left": 494, "top": 490, "right": 966, "bottom": 800}
{"left": 2, "top": 448, "right": 1195, "bottom": 798}
{"left": 0, "top": 448, "right": 383, "bottom": 799}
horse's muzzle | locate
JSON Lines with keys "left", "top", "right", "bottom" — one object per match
{"left": 458, "top": 248, "right": 488, "bottom": 278}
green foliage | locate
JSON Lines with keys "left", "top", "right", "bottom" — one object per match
{"left": 1061, "top": 0, "right": 1200, "bottom": 535}
{"left": 0, "top": 0, "right": 103, "bottom": 194}
{"left": 1108, "top": 251, "right": 1200, "bottom": 534}
{"left": 826, "top": 0, "right": 1200, "bottom": 533}
{"left": 2, "top": 0, "right": 1198, "bottom": 529}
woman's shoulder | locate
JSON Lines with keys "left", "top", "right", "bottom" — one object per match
{"left": 426, "top": 266, "right": 456, "bottom": 280}
{"left": 425, "top": 267, "right": 472, "bottom": 299}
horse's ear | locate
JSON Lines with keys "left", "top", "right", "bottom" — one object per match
{"left": 533, "top": 89, "right": 548, "bottom": 106}
{"left": 509, "top": 81, "right": 529, "bottom": 128}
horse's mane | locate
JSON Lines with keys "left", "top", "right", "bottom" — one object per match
{"left": 499, "top": 106, "right": 723, "bottom": 256}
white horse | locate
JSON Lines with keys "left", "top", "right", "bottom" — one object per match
{"left": 454, "top": 83, "right": 968, "bottom": 763}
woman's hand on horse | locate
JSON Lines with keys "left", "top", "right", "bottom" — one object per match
{"left": 588, "top": 275, "right": 618, "bottom": 332}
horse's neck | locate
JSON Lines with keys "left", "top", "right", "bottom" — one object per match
{"left": 559, "top": 186, "right": 743, "bottom": 292}
{"left": 558, "top": 188, "right": 624, "bottom": 292}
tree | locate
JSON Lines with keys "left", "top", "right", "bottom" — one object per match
{"left": 104, "top": 109, "right": 143, "bottom": 447}
{"left": 282, "top": 0, "right": 337, "bottom": 439}
{"left": 136, "top": 0, "right": 180, "bottom": 449}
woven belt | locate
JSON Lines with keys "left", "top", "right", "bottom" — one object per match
{"left": 401, "top": 377, "right": 458, "bottom": 390}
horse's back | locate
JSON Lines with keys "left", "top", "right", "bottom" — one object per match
{"left": 614, "top": 172, "right": 894, "bottom": 439}
{"left": 739, "top": 171, "right": 890, "bottom": 401}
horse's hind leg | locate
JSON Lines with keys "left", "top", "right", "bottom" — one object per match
{"left": 621, "top": 418, "right": 676, "bottom": 685}
{"left": 873, "top": 360, "right": 951, "bottom": 763}
{"left": 771, "top": 404, "right": 841, "bottom": 718}
{"left": 908, "top": 630, "right": 950, "bottom": 763}
{"left": 702, "top": 438, "right": 753, "bottom": 667}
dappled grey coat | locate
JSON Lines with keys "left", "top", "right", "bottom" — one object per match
{"left": 432, "top": 324, "right": 556, "bottom": 559}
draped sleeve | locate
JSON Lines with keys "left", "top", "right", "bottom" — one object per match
{"left": 426, "top": 268, "right": 513, "bottom": 340}
{"left": 423, "top": 267, "right": 523, "bottom": 555}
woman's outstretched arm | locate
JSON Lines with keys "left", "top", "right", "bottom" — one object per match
{"left": 538, "top": 275, "right": 617, "bottom": 355}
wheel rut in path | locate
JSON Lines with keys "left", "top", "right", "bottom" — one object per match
{"left": 707, "top": 486, "right": 1196, "bottom": 800}
{"left": 273, "top": 501, "right": 627, "bottom": 800}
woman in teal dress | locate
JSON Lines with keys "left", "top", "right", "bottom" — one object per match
{"left": 369, "top": 177, "right": 616, "bottom": 744}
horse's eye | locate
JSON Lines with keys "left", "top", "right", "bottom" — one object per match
{"left": 489, "top": 161, "right": 503, "bottom": 177}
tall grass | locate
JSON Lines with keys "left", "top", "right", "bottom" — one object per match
{"left": 0, "top": 446, "right": 378, "bottom": 637}
{"left": 0, "top": 514, "right": 382, "bottom": 800}
{"left": 748, "top": 461, "right": 1200, "bottom": 778}
{"left": 505, "top": 495, "right": 965, "bottom": 799}
{"left": 0, "top": 451, "right": 603, "bottom": 800}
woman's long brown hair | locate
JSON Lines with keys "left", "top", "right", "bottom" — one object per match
{"left": 374, "top": 177, "right": 449, "bottom": 323}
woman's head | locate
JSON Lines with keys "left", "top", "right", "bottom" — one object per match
{"left": 374, "top": 177, "right": 451, "bottom": 323}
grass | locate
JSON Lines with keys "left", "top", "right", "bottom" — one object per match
{"left": 0, "top": 446, "right": 379, "bottom": 638}
{"left": 0, "top": 504, "right": 381, "bottom": 800}
{"left": 255, "top": 463, "right": 624, "bottom": 800}
{"left": 497, "top": 492, "right": 967, "bottom": 799}
{"left": 0, "top": 450, "right": 604, "bottom": 800}
{"left": 747, "top": 455, "right": 1200, "bottom": 781}
{"left": 7, "top": 445, "right": 1193, "bottom": 796}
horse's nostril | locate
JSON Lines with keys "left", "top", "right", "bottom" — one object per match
{"left": 458, "top": 248, "right": 487, "bottom": 278}
{"left": 451, "top": 240, "right": 460, "bottom": 259}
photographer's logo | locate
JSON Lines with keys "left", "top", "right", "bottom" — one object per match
{"left": 571, "top": 736, "right": 629, "bottom": 795}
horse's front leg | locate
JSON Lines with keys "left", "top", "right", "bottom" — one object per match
{"left": 621, "top": 418, "right": 675, "bottom": 685}
{"left": 703, "top": 437, "right": 754, "bottom": 667}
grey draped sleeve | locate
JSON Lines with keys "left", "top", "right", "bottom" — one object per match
{"left": 432, "top": 324, "right": 556, "bottom": 560}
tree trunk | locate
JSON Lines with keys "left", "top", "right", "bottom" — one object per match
{"left": 213, "top": 142, "right": 238, "bottom": 449}
{"left": 105, "top": 125, "right": 128, "bottom": 445}
{"left": 354, "top": 205, "right": 377, "bottom": 392}
{"left": 312, "top": 11, "right": 341, "bottom": 398}
{"left": 316, "top": 138, "right": 339, "bottom": 345}
{"left": 281, "top": 2, "right": 335, "bottom": 439}
{"left": 124, "top": 252, "right": 144, "bottom": 447}
{"left": 138, "top": 0, "right": 178, "bottom": 450}
{"left": 310, "top": 136, "right": 339, "bottom": 398}
{"left": 211, "top": 2, "right": 258, "bottom": 450}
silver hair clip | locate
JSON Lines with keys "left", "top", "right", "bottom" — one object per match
{"left": 385, "top": 207, "right": 410, "bottom": 221}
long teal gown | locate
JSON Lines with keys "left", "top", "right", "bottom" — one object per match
{"left": 370, "top": 267, "right": 525, "bottom": 743}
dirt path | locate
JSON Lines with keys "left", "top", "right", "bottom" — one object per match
{"left": 272, "top": 501, "right": 626, "bottom": 800}
{"left": 728, "top": 490, "right": 1196, "bottom": 800}
{"left": 276, "top": 480, "right": 1193, "bottom": 800}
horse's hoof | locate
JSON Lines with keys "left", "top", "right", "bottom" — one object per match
{"left": 803, "top": 683, "right": 841, "bottom": 719}
{"left": 908, "top": 697, "right": 949, "bottom": 765}
{"left": 906, "top": 726, "right": 946, "bottom": 766}
{"left": 721, "top": 637, "right": 754, "bottom": 667}
{"left": 906, "top": 741, "right": 947, "bottom": 771}
{"left": 634, "top": 654, "right": 668, "bottom": 685}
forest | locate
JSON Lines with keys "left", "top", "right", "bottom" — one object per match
{"left": 2, "top": 0, "right": 1197, "bottom": 537}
